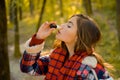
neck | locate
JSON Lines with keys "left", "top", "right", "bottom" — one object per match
{"left": 65, "top": 42, "right": 75, "bottom": 57}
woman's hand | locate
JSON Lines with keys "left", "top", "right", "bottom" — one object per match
{"left": 36, "top": 22, "right": 55, "bottom": 39}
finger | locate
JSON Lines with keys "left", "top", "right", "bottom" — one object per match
{"left": 45, "top": 21, "right": 56, "bottom": 28}
{"left": 49, "top": 21, "right": 56, "bottom": 24}
{"left": 40, "top": 21, "right": 49, "bottom": 29}
{"left": 40, "top": 21, "right": 56, "bottom": 30}
{"left": 48, "top": 28, "right": 55, "bottom": 33}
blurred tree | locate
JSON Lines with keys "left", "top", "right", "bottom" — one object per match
{"left": 29, "top": 0, "right": 34, "bottom": 16}
{"left": 37, "top": 0, "right": 41, "bottom": 9}
{"left": 13, "top": 0, "right": 21, "bottom": 58}
{"left": 50, "top": 0, "right": 55, "bottom": 19}
{"left": 116, "top": 0, "right": 120, "bottom": 45}
{"left": 0, "top": 0, "right": 10, "bottom": 79}
{"left": 59, "top": 0, "right": 63, "bottom": 17}
{"left": 82, "top": 0, "right": 93, "bottom": 16}
{"left": 92, "top": 0, "right": 103, "bottom": 10}
{"left": 9, "top": 0, "right": 14, "bottom": 23}
{"left": 36, "top": 0, "right": 47, "bottom": 31}
{"left": 18, "top": 0, "right": 23, "bottom": 20}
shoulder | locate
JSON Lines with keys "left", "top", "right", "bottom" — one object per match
{"left": 82, "top": 56, "right": 97, "bottom": 68}
{"left": 76, "top": 56, "right": 97, "bottom": 77}
{"left": 77, "top": 56, "right": 113, "bottom": 80}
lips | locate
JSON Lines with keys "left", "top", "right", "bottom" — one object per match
{"left": 56, "top": 29, "right": 60, "bottom": 34}
{"left": 58, "top": 30, "right": 60, "bottom": 33}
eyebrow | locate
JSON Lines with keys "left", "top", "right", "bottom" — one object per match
{"left": 68, "top": 21, "right": 74, "bottom": 25}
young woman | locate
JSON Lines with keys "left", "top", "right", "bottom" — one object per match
{"left": 20, "top": 14, "right": 113, "bottom": 80}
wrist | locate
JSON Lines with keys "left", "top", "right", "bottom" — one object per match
{"left": 36, "top": 33, "right": 45, "bottom": 40}
{"left": 29, "top": 34, "right": 44, "bottom": 46}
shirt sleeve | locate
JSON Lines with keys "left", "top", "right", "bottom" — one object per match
{"left": 29, "top": 34, "right": 44, "bottom": 46}
{"left": 76, "top": 64, "right": 114, "bottom": 80}
{"left": 20, "top": 51, "right": 50, "bottom": 76}
{"left": 76, "top": 64, "right": 96, "bottom": 80}
{"left": 20, "top": 34, "right": 49, "bottom": 76}
{"left": 24, "top": 34, "right": 45, "bottom": 54}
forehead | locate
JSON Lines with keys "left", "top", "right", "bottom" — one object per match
{"left": 69, "top": 16, "right": 78, "bottom": 21}
{"left": 68, "top": 16, "right": 78, "bottom": 25}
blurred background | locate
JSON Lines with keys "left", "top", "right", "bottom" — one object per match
{"left": 0, "top": 0, "right": 120, "bottom": 80}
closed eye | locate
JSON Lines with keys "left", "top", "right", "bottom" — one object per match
{"left": 67, "top": 25, "right": 71, "bottom": 28}
{"left": 67, "top": 21, "right": 73, "bottom": 28}
{"left": 68, "top": 21, "right": 73, "bottom": 26}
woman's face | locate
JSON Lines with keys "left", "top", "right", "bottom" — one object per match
{"left": 56, "top": 16, "right": 78, "bottom": 44}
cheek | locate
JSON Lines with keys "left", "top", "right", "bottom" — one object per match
{"left": 62, "top": 34, "right": 72, "bottom": 42}
{"left": 57, "top": 31, "right": 77, "bottom": 42}
{"left": 56, "top": 32, "right": 69, "bottom": 41}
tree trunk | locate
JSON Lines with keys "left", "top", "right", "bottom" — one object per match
{"left": 59, "top": 0, "right": 63, "bottom": 17}
{"left": 50, "top": 0, "right": 55, "bottom": 18}
{"left": 19, "top": 6, "right": 22, "bottom": 20}
{"left": 29, "top": 0, "right": 34, "bottom": 16}
{"left": 13, "top": 0, "right": 21, "bottom": 58}
{"left": 36, "top": 0, "right": 47, "bottom": 31}
{"left": 9, "top": 0, "right": 14, "bottom": 23}
{"left": 19, "top": 0, "right": 23, "bottom": 20}
{"left": 0, "top": 0, "right": 10, "bottom": 79}
{"left": 116, "top": 0, "right": 120, "bottom": 45}
{"left": 82, "top": 0, "right": 93, "bottom": 16}
{"left": 37, "top": 0, "right": 41, "bottom": 9}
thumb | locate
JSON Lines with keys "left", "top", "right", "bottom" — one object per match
{"left": 48, "top": 28, "right": 55, "bottom": 33}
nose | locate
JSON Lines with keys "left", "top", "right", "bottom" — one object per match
{"left": 57, "top": 24, "right": 63, "bottom": 30}
{"left": 57, "top": 26, "right": 62, "bottom": 30}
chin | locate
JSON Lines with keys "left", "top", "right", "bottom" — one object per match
{"left": 56, "top": 35, "right": 60, "bottom": 40}
{"left": 56, "top": 35, "right": 63, "bottom": 41}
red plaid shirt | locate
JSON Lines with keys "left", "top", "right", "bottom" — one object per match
{"left": 20, "top": 34, "right": 113, "bottom": 80}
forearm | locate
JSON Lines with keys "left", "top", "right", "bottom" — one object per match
{"left": 20, "top": 34, "right": 49, "bottom": 75}
{"left": 20, "top": 51, "right": 38, "bottom": 74}
{"left": 20, "top": 51, "right": 49, "bottom": 75}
